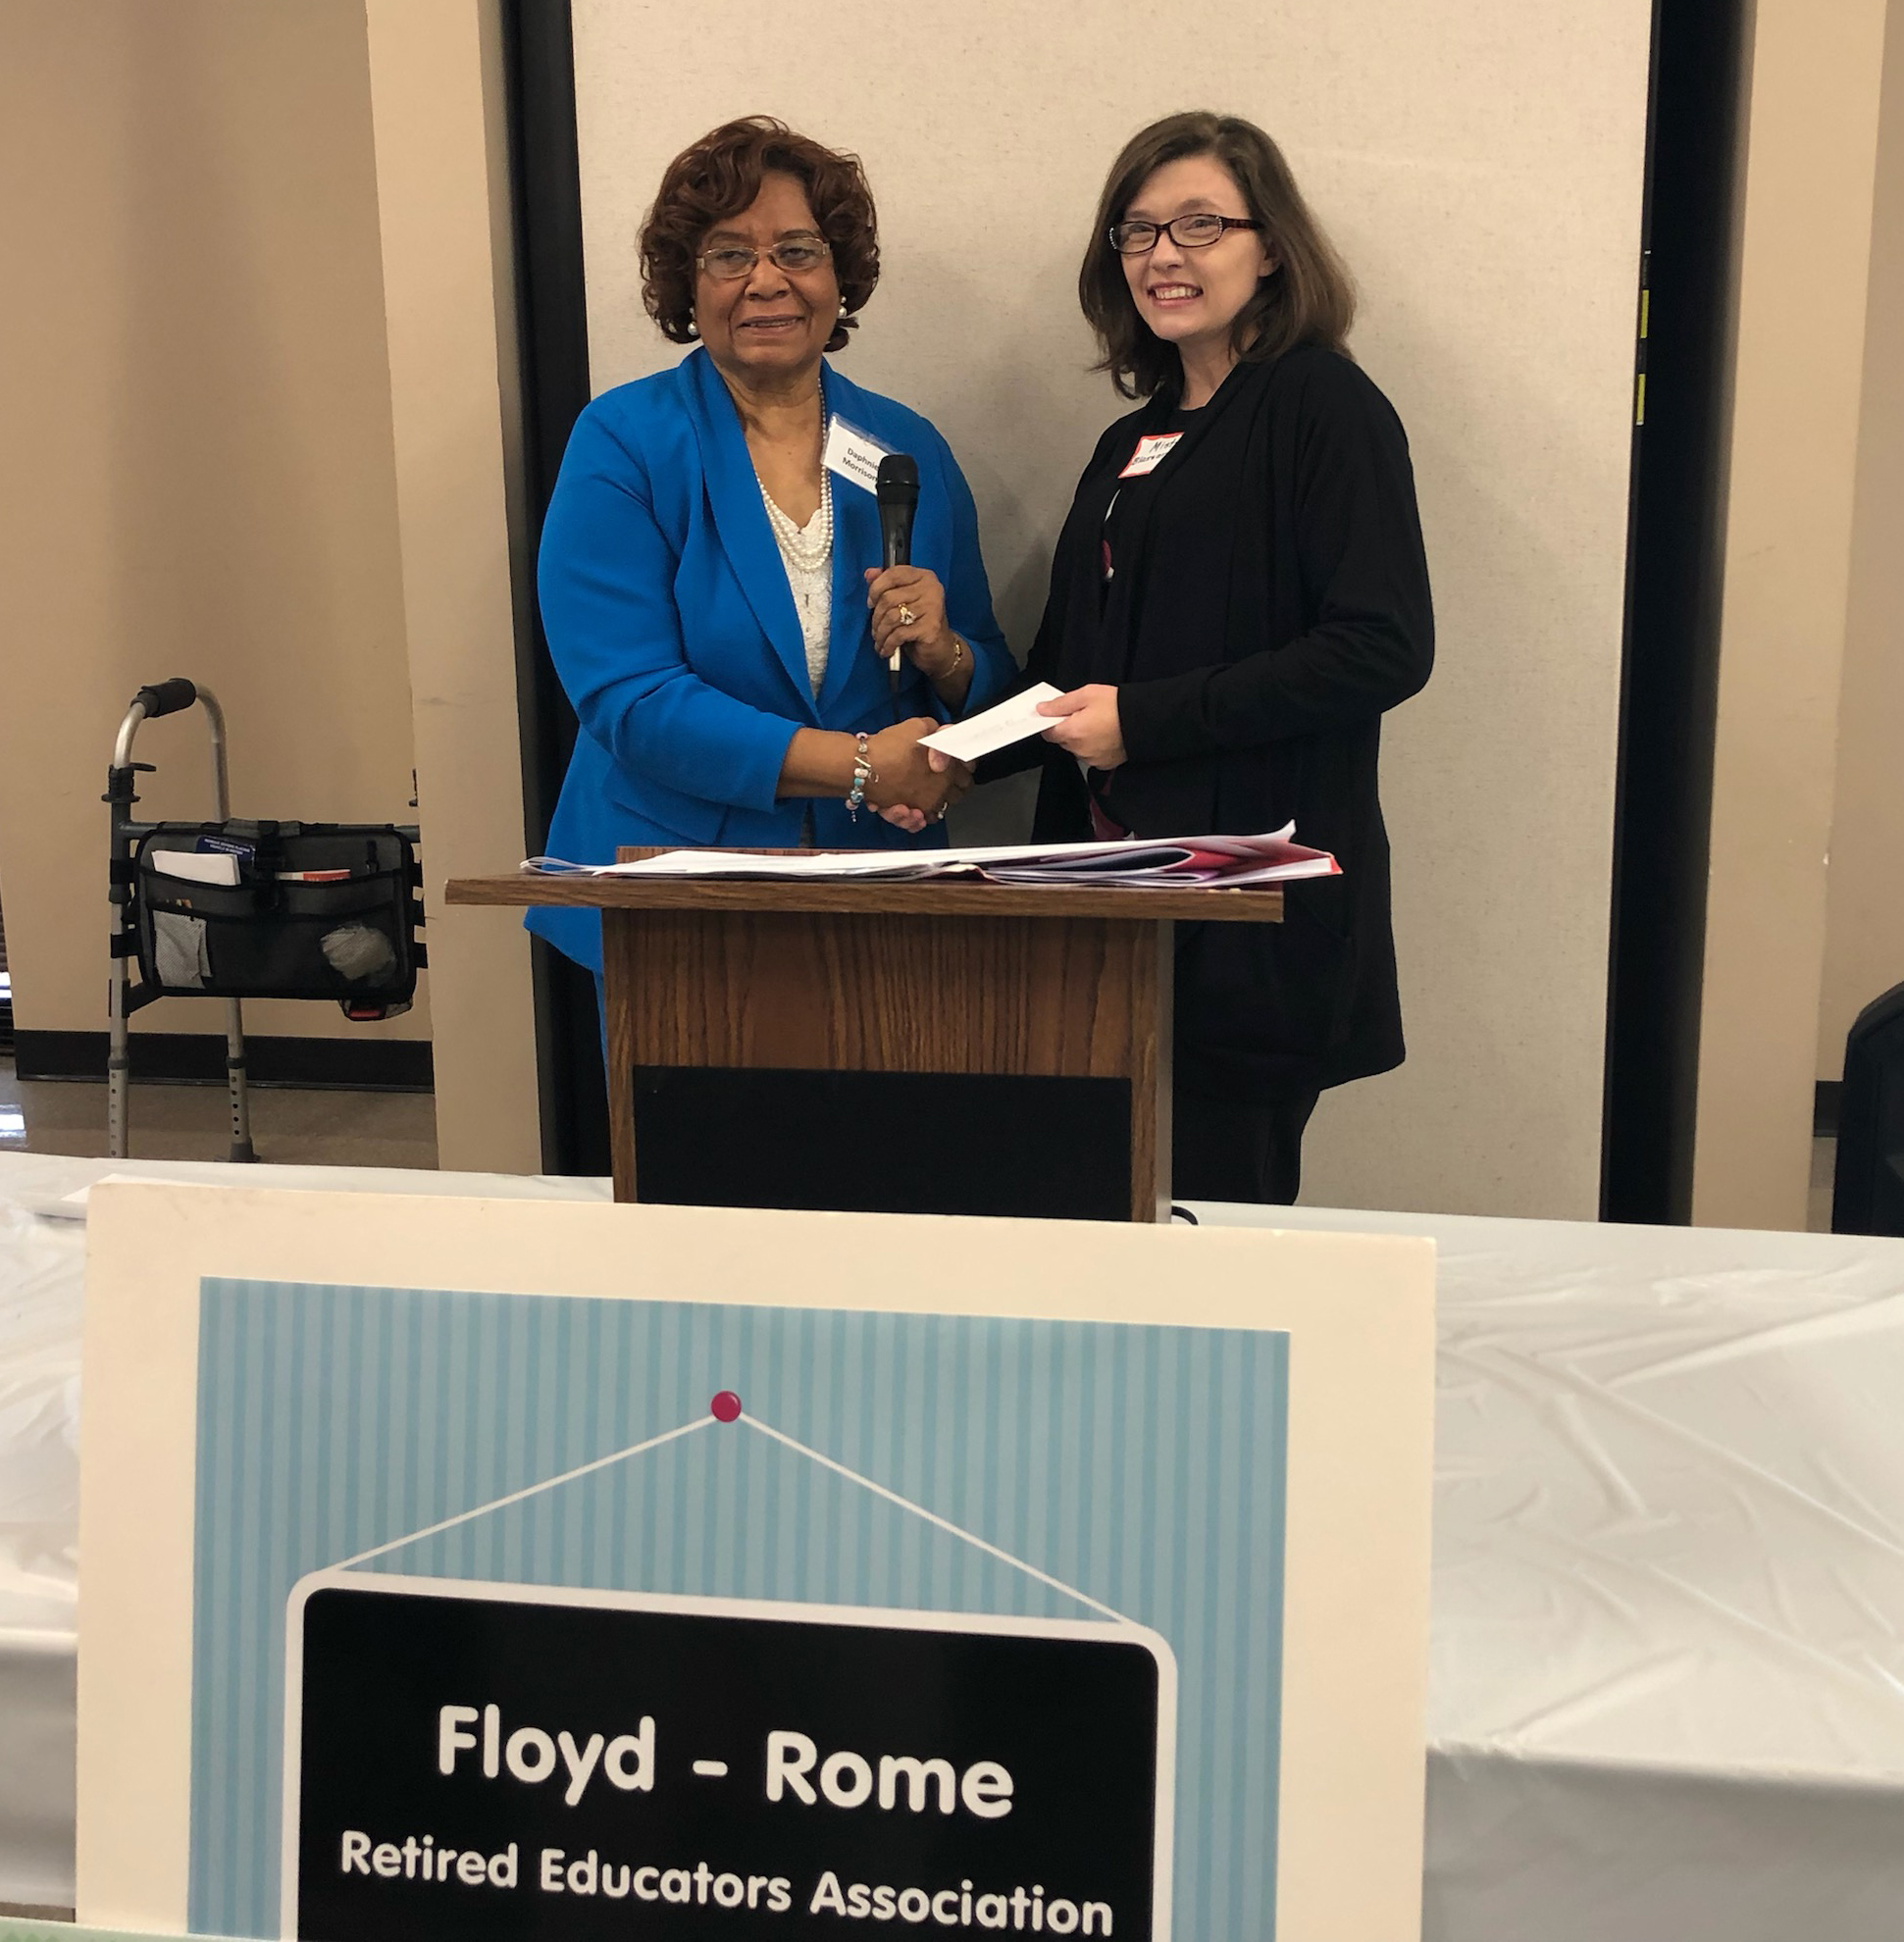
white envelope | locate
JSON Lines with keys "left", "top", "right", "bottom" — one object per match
{"left": 919, "top": 684, "right": 1065, "bottom": 763}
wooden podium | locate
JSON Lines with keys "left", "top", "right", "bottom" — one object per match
{"left": 447, "top": 858, "right": 1283, "bottom": 1222}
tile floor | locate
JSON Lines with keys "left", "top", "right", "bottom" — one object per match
{"left": 0, "top": 1056, "right": 437, "bottom": 1170}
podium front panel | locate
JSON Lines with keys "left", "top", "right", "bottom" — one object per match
{"left": 602, "top": 909, "right": 1171, "bottom": 1220}
{"left": 630, "top": 1068, "right": 1135, "bottom": 1220}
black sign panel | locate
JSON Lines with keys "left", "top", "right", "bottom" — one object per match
{"left": 287, "top": 1577, "right": 1172, "bottom": 1940}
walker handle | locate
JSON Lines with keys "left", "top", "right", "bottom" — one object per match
{"left": 134, "top": 678, "right": 198, "bottom": 719}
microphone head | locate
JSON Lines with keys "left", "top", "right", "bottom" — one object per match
{"left": 876, "top": 452, "right": 920, "bottom": 507}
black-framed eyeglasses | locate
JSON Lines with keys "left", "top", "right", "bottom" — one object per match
{"left": 696, "top": 235, "right": 833, "bottom": 281}
{"left": 1107, "top": 214, "right": 1263, "bottom": 255}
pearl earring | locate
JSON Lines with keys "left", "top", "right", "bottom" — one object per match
{"left": 686, "top": 313, "right": 698, "bottom": 339}
{"left": 838, "top": 299, "right": 848, "bottom": 317}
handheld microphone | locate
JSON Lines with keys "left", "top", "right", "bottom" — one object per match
{"left": 876, "top": 453, "right": 920, "bottom": 694}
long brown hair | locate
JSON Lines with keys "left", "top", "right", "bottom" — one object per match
{"left": 1079, "top": 112, "right": 1355, "bottom": 399}
{"left": 641, "top": 117, "right": 880, "bottom": 354}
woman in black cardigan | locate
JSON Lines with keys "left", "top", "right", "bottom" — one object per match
{"left": 1027, "top": 111, "right": 1434, "bottom": 1203}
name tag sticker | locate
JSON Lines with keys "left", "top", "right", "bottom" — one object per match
{"left": 823, "top": 416, "right": 894, "bottom": 493}
{"left": 1119, "top": 432, "right": 1183, "bottom": 479}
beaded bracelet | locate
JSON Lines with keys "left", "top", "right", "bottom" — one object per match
{"left": 846, "top": 733, "right": 875, "bottom": 820}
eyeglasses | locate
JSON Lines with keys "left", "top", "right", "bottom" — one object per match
{"left": 1107, "top": 214, "right": 1263, "bottom": 255}
{"left": 696, "top": 235, "right": 833, "bottom": 281}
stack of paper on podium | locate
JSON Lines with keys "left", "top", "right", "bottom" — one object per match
{"left": 525, "top": 826, "right": 1338, "bottom": 890}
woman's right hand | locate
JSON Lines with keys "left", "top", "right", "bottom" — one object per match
{"left": 865, "top": 718, "right": 972, "bottom": 832}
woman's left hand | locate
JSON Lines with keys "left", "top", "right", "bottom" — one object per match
{"left": 1037, "top": 684, "right": 1127, "bottom": 769}
{"left": 865, "top": 566, "right": 962, "bottom": 680}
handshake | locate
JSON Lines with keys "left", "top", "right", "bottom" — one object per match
{"left": 855, "top": 718, "right": 972, "bottom": 834}
{"left": 837, "top": 563, "right": 1128, "bottom": 832}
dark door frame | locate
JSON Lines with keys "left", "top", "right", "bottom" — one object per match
{"left": 498, "top": 0, "right": 608, "bottom": 1174}
{"left": 1601, "top": 0, "right": 1748, "bottom": 1220}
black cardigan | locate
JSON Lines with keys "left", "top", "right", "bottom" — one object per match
{"left": 1014, "top": 344, "right": 1434, "bottom": 1099}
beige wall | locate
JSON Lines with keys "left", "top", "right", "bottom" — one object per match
{"left": 0, "top": 0, "right": 429, "bottom": 1048}
{"left": 1693, "top": 0, "right": 1891, "bottom": 1227}
{"left": 363, "top": 0, "right": 542, "bottom": 1173}
{"left": 570, "top": 0, "right": 1654, "bottom": 1219}
{"left": 0, "top": 0, "right": 543, "bottom": 1175}
{"left": 1818, "top": 0, "right": 1904, "bottom": 1086}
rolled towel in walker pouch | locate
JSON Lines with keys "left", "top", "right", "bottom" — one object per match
{"left": 320, "top": 921, "right": 398, "bottom": 981}
{"left": 132, "top": 820, "right": 421, "bottom": 1008}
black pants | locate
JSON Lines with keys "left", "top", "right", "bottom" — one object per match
{"left": 1172, "top": 1085, "right": 1320, "bottom": 1205}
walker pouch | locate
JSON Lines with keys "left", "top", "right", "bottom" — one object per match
{"left": 131, "top": 820, "right": 423, "bottom": 1002}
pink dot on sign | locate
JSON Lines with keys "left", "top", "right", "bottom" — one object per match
{"left": 711, "top": 1391, "right": 743, "bottom": 1423}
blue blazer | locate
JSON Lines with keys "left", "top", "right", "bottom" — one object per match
{"left": 528, "top": 348, "right": 1014, "bottom": 971}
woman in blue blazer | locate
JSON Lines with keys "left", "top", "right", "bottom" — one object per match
{"left": 531, "top": 117, "right": 1014, "bottom": 977}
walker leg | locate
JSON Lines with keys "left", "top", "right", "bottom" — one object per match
{"left": 107, "top": 954, "right": 130, "bottom": 1160}
{"left": 108, "top": 1029, "right": 130, "bottom": 1161}
{"left": 107, "top": 1047, "right": 130, "bottom": 1159}
{"left": 225, "top": 997, "right": 256, "bottom": 1163}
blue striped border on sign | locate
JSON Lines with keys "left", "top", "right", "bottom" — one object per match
{"left": 187, "top": 1284, "right": 1288, "bottom": 1940}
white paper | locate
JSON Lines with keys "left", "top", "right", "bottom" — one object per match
{"left": 588, "top": 826, "right": 1334, "bottom": 889}
{"left": 918, "top": 684, "right": 1065, "bottom": 762}
{"left": 598, "top": 849, "right": 942, "bottom": 881}
{"left": 148, "top": 849, "right": 239, "bottom": 887}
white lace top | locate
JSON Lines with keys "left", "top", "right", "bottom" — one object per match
{"left": 759, "top": 470, "right": 834, "bottom": 696}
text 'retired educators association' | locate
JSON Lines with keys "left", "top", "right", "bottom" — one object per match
{"left": 292, "top": 1581, "right": 1165, "bottom": 1938}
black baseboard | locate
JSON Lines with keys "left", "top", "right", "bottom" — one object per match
{"left": 13, "top": 1029, "right": 433, "bottom": 1093}
{"left": 1816, "top": 1079, "right": 1842, "bottom": 1140}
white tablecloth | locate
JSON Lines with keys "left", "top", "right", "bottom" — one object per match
{"left": 1222, "top": 1202, "right": 1904, "bottom": 1942}
{"left": 6, "top": 1154, "right": 1904, "bottom": 1936}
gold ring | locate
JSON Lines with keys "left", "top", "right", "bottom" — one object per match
{"left": 899, "top": 604, "right": 917, "bottom": 626}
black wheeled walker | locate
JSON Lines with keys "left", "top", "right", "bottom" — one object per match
{"left": 105, "top": 678, "right": 426, "bottom": 1161}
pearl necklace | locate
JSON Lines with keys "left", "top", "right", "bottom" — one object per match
{"left": 757, "top": 437, "right": 835, "bottom": 693}
{"left": 760, "top": 467, "right": 834, "bottom": 567}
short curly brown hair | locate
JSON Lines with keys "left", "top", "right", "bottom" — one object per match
{"left": 641, "top": 118, "right": 881, "bottom": 353}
